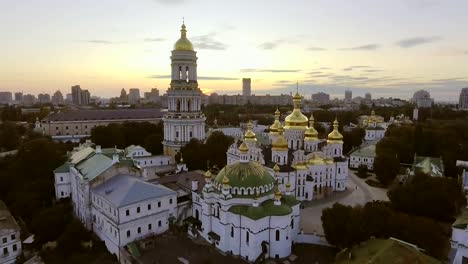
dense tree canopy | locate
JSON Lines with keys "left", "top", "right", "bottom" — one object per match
{"left": 179, "top": 131, "right": 234, "bottom": 171}
{"left": 322, "top": 201, "right": 449, "bottom": 259}
{"left": 388, "top": 173, "right": 466, "bottom": 222}
{"left": 90, "top": 122, "right": 164, "bottom": 155}
{"left": 342, "top": 127, "right": 365, "bottom": 154}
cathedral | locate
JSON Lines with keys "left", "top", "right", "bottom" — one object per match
{"left": 162, "top": 22, "right": 206, "bottom": 157}
{"left": 226, "top": 92, "right": 348, "bottom": 201}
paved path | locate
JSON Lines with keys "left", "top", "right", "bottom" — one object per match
{"left": 300, "top": 170, "right": 389, "bottom": 235}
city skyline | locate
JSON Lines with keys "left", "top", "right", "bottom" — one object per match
{"left": 1, "top": 0, "right": 468, "bottom": 101}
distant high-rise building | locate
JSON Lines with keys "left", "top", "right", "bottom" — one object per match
{"left": 120, "top": 88, "right": 128, "bottom": 101}
{"left": 38, "top": 93, "right": 51, "bottom": 104}
{"left": 22, "top": 94, "right": 36, "bottom": 106}
{"left": 71, "top": 85, "right": 90, "bottom": 105}
{"left": 128, "top": 88, "right": 140, "bottom": 104}
{"left": 144, "top": 88, "right": 160, "bottom": 103}
{"left": 81, "top": 89, "right": 90, "bottom": 105}
{"left": 311, "top": 92, "right": 330, "bottom": 105}
{"left": 52, "top": 90, "right": 64, "bottom": 105}
{"left": 412, "top": 90, "right": 433, "bottom": 108}
{"left": 345, "top": 90, "right": 352, "bottom": 102}
{"left": 459, "top": 88, "right": 468, "bottom": 110}
{"left": 14, "top": 92, "right": 23, "bottom": 102}
{"left": 242, "top": 78, "right": 251, "bottom": 97}
{"left": 0, "top": 92, "right": 13, "bottom": 104}
{"left": 365, "top": 92, "right": 372, "bottom": 100}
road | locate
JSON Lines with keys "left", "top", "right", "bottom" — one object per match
{"left": 299, "top": 170, "right": 388, "bottom": 235}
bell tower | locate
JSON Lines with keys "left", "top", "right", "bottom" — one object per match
{"left": 162, "top": 23, "right": 206, "bottom": 157}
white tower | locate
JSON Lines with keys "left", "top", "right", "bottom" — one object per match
{"left": 163, "top": 23, "right": 206, "bottom": 157}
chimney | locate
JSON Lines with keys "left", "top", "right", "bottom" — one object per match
{"left": 191, "top": 180, "right": 198, "bottom": 191}
{"left": 112, "top": 154, "right": 119, "bottom": 164}
{"left": 95, "top": 145, "right": 101, "bottom": 154}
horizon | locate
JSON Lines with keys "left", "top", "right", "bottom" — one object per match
{"left": 1, "top": 0, "right": 467, "bottom": 101}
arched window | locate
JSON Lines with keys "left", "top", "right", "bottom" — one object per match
{"left": 291, "top": 219, "right": 294, "bottom": 229}
{"left": 186, "top": 66, "right": 189, "bottom": 82}
{"left": 231, "top": 226, "right": 234, "bottom": 237}
{"left": 338, "top": 168, "right": 341, "bottom": 173}
{"left": 246, "top": 231, "right": 249, "bottom": 243}
{"left": 179, "top": 66, "right": 182, "bottom": 80}
{"left": 195, "top": 209, "right": 199, "bottom": 220}
{"left": 275, "top": 230, "right": 280, "bottom": 241}
{"left": 176, "top": 99, "right": 181, "bottom": 112}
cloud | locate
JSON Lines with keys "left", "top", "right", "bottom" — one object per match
{"left": 342, "top": 66, "right": 372, "bottom": 71}
{"left": 432, "top": 77, "right": 468, "bottom": 82}
{"left": 192, "top": 34, "right": 227, "bottom": 50}
{"left": 307, "top": 47, "right": 327, "bottom": 51}
{"left": 240, "top": 69, "right": 300, "bottom": 73}
{"left": 364, "top": 69, "right": 384, "bottom": 73}
{"left": 309, "top": 71, "right": 323, "bottom": 75}
{"left": 258, "top": 41, "right": 279, "bottom": 50}
{"left": 154, "top": 0, "right": 185, "bottom": 4}
{"left": 144, "top": 38, "right": 165, "bottom": 42}
{"left": 83, "top": 40, "right": 119, "bottom": 44}
{"left": 396, "top": 36, "right": 440, "bottom": 48}
{"left": 198, "top": 76, "right": 238, "bottom": 80}
{"left": 147, "top": 75, "right": 237, "bottom": 80}
{"left": 339, "top": 44, "right": 380, "bottom": 51}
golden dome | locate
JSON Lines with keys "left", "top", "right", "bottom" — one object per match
{"left": 273, "top": 163, "right": 280, "bottom": 172}
{"left": 285, "top": 181, "right": 291, "bottom": 190}
{"left": 285, "top": 91, "right": 308, "bottom": 129}
{"left": 272, "top": 125, "right": 288, "bottom": 150}
{"left": 327, "top": 118, "right": 343, "bottom": 142}
{"left": 304, "top": 114, "right": 319, "bottom": 141}
{"left": 244, "top": 121, "right": 257, "bottom": 142}
{"left": 269, "top": 108, "right": 281, "bottom": 133}
{"left": 174, "top": 23, "right": 194, "bottom": 51}
{"left": 308, "top": 154, "right": 325, "bottom": 165}
{"left": 239, "top": 141, "right": 249, "bottom": 152}
{"left": 204, "top": 170, "right": 212, "bottom": 179}
{"left": 222, "top": 175, "right": 230, "bottom": 185}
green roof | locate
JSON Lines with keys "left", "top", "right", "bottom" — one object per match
{"left": 54, "top": 162, "right": 70, "bottom": 173}
{"left": 75, "top": 154, "right": 114, "bottom": 180}
{"left": 413, "top": 156, "right": 444, "bottom": 177}
{"left": 336, "top": 238, "right": 441, "bottom": 264}
{"left": 228, "top": 199, "right": 293, "bottom": 220}
{"left": 453, "top": 209, "right": 468, "bottom": 229}
{"left": 215, "top": 161, "right": 275, "bottom": 190}
{"left": 351, "top": 144, "right": 377, "bottom": 158}
{"left": 69, "top": 146, "right": 95, "bottom": 164}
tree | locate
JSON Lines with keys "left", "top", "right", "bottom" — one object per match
{"left": 388, "top": 173, "right": 466, "bottom": 222}
{"left": 56, "top": 219, "right": 93, "bottom": 256}
{"left": 357, "top": 164, "right": 368, "bottom": 179}
{"left": 143, "top": 134, "right": 163, "bottom": 155}
{"left": 374, "top": 152, "right": 399, "bottom": 185}
{"left": 30, "top": 200, "right": 72, "bottom": 246}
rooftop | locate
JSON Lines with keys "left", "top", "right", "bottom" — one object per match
{"left": 413, "top": 156, "right": 444, "bottom": 177}
{"left": 0, "top": 200, "right": 20, "bottom": 232}
{"left": 453, "top": 208, "right": 468, "bottom": 229}
{"left": 43, "top": 109, "right": 163, "bottom": 122}
{"left": 350, "top": 144, "right": 377, "bottom": 158}
{"left": 228, "top": 196, "right": 299, "bottom": 220}
{"left": 92, "top": 175, "right": 176, "bottom": 207}
{"left": 336, "top": 238, "right": 441, "bottom": 264}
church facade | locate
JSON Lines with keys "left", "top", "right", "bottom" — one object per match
{"left": 162, "top": 23, "right": 206, "bottom": 157}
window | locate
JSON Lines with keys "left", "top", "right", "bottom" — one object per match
{"left": 13, "top": 244, "right": 17, "bottom": 251}
{"left": 158, "top": 220, "right": 162, "bottom": 227}
{"left": 148, "top": 224, "right": 152, "bottom": 230}
{"left": 126, "top": 209, "right": 129, "bottom": 216}
{"left": 148, "top": 204, "right": 151, "bottom": 210}
{"left": 65, "top": 126, "right": 68, "bottom": 130}
{"left": 2, "top": 237, "right": 6, "bottom": 243}
{"left": 3, "top": 247, "right": 7, "bottom": 255}
{"left": 246, "top": 231, "right": 249, "bottom": 244}
{"left": 231, "top": 227, "right": 234, "bottom": 238}
{"left": 75, "top": 126, "right": 78, "bottom": 129}
{"left": 137, "top": 207, "right": 140, "bottom": 213}
{"left": 60, "top": 191, "right": 64, "bottom": 196}
{"left": 11, "top": 234, "right": 15, "bottom": 240}
{"left": 137, "top": 227, "right": 141, "bottom": 234}
{"left": 276, "top": 230, "right": 280, "bottom": 241}
{"left": 158, "top": 201, "right": 161, "bottom": 207}
{"left": 56, "top": 127, "right": 59, "bottom": 130}
{"left": 169, "top": 199, "right": 173, "bottom": 204}
{"left": 126, "top": 230, "right": 130, "bottom": 237}
{"left": 60, "top": 176, "right": 63, "bottom": 181}
{"left": 291, "top": 219, "right": 294, "bottom": 229}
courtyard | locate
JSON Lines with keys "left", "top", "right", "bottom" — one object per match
{"left": 300, "top": 170, "right": 389, "bottom": 235}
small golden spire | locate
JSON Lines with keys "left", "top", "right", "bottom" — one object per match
{"left": 222, "top": 174, "right": 230, "bottom": 186}
{"left": 273, "top": 163, "right": 280, "bottom": 172}
{"left": 204, "top": 169, "right": 212, "bottom": 179}
{"left": 239, "top": 141, "right": 249, "bottom": 152}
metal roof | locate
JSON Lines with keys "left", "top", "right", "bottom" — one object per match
{"left": 0, "top": 200, "right": 20, "bottom": 232}
{"left": 92, "top": 175, "right": 176, "bottom": 207}
{"left": 43, "top": 109, "right": 163, "bottom": 122}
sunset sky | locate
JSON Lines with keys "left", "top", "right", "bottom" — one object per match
{"left": 1, "top": 0, "right": 467, "bottom": 101}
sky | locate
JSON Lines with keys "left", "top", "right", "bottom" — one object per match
{"left": 1, "top": 0, "right": 467, "bottom": 101}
